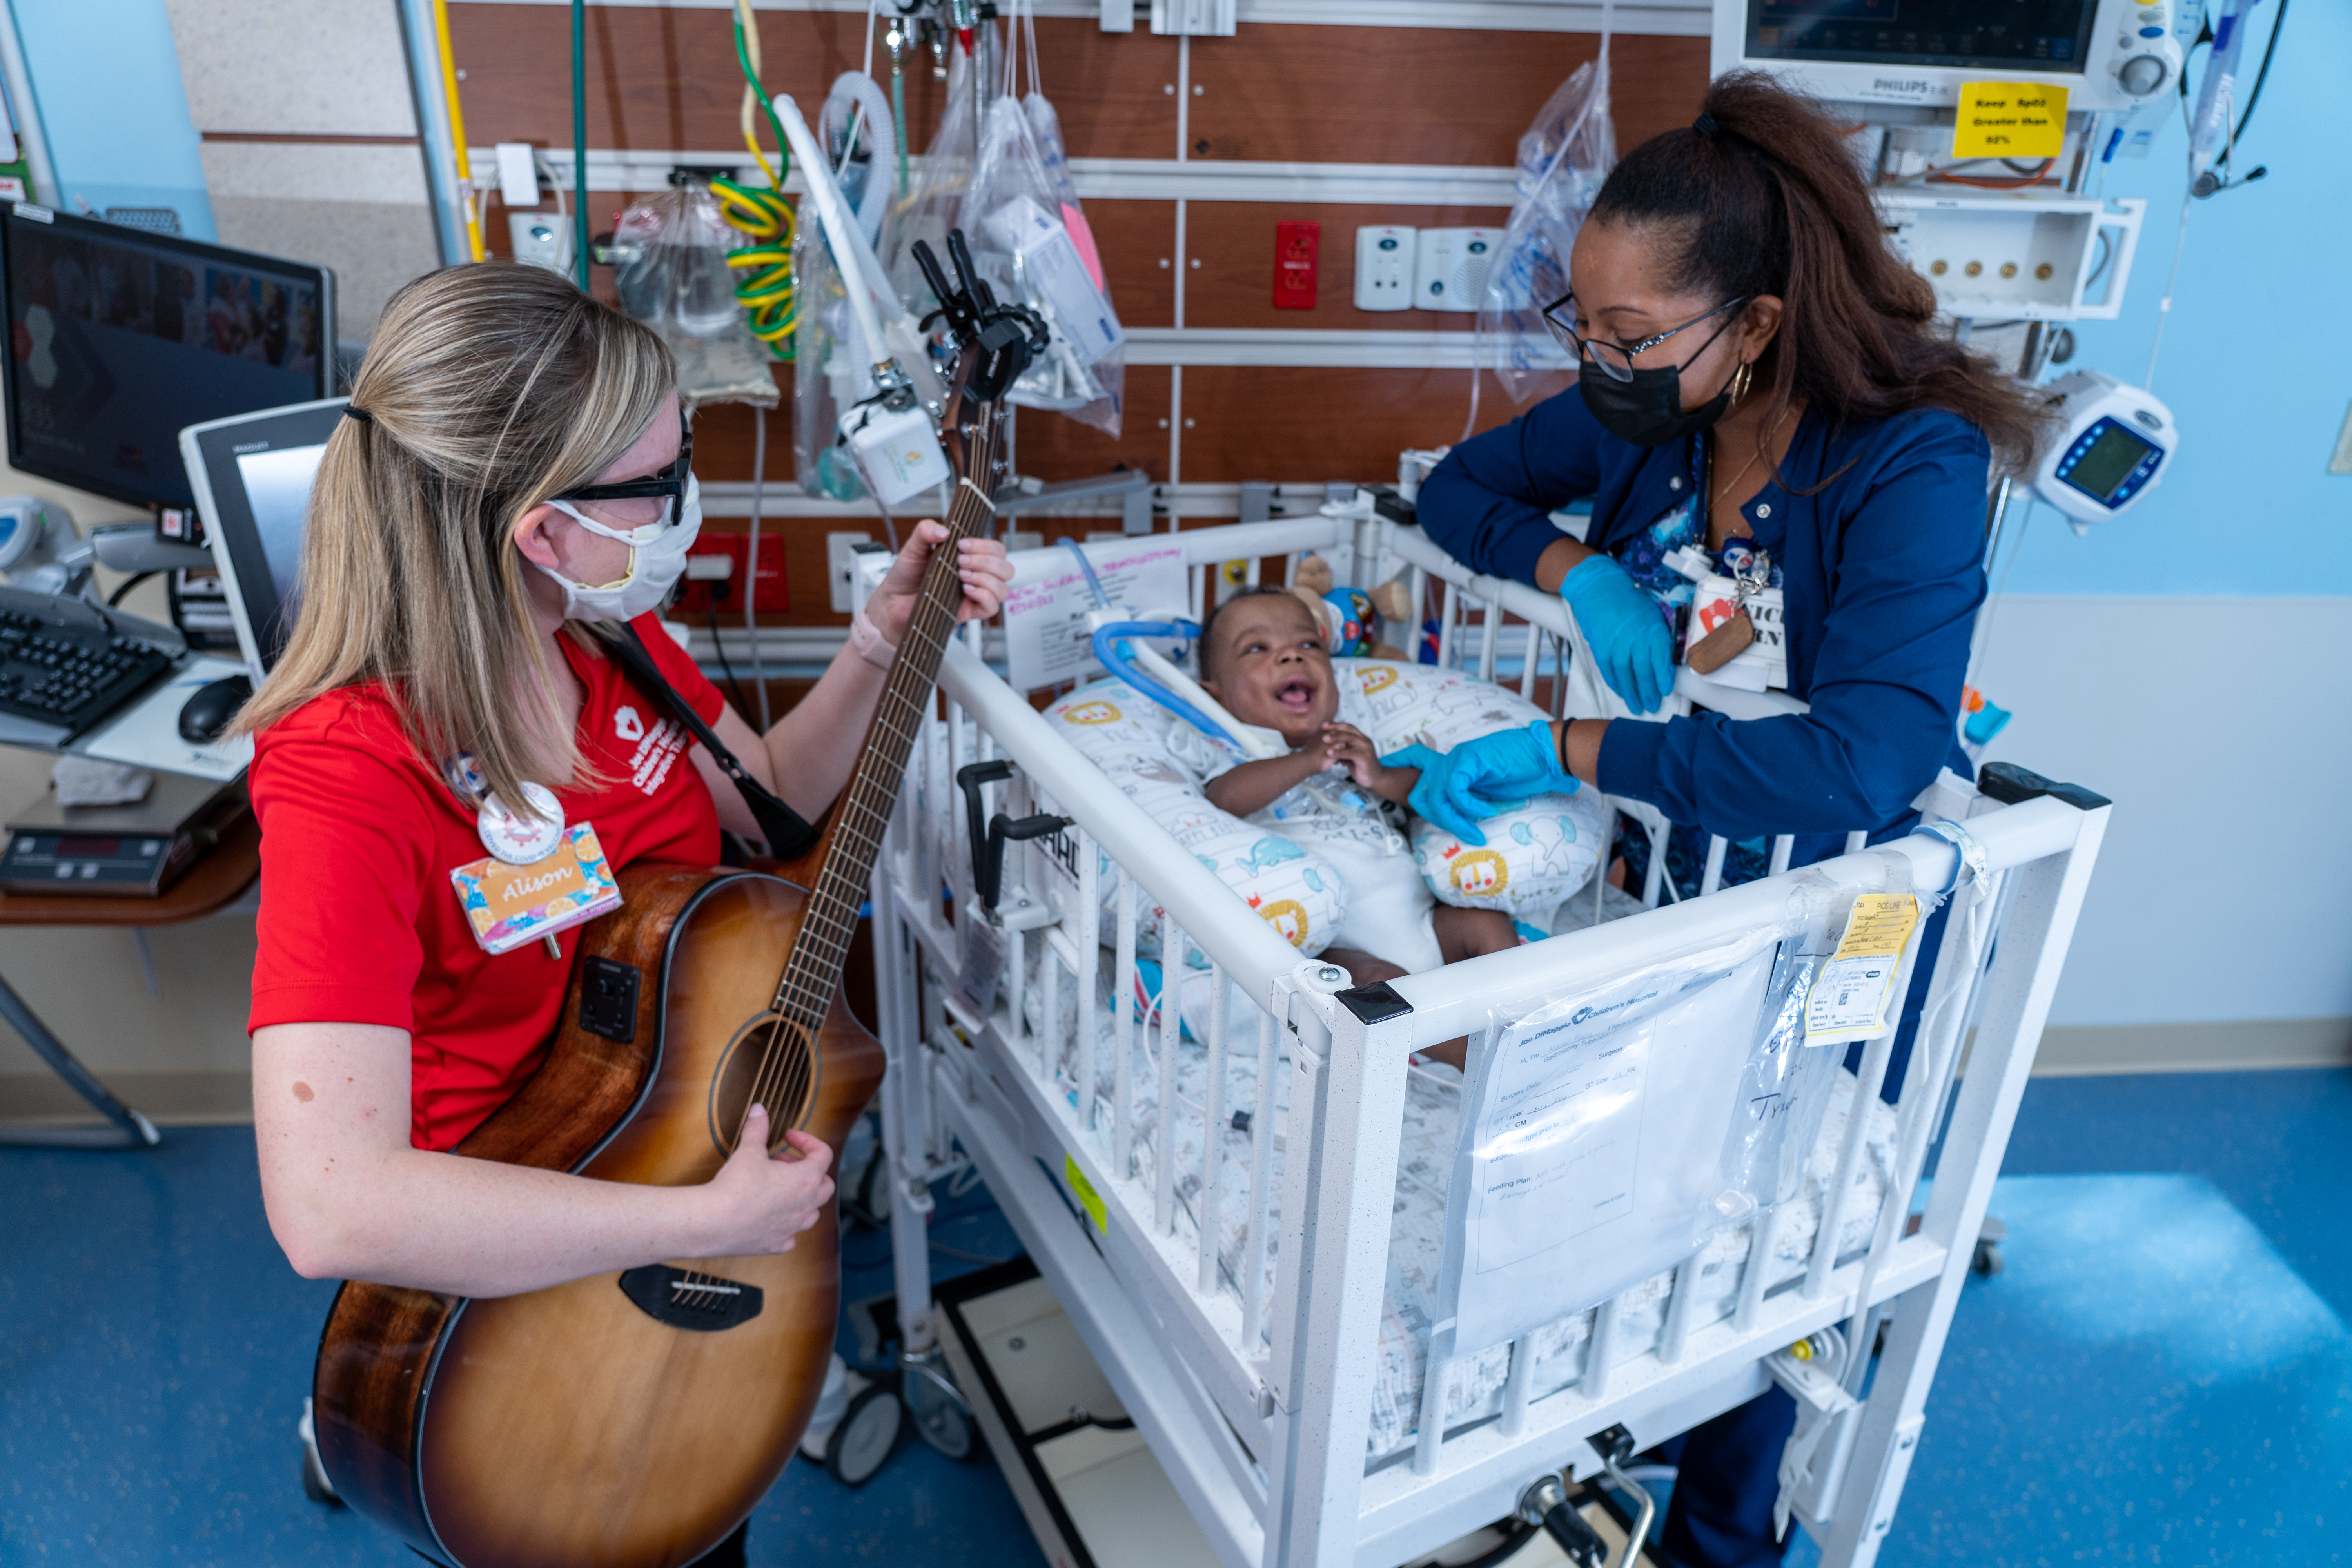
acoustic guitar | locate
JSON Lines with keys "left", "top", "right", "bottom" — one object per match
{"left": 310, "top": 235, "right": 1045, "bottom": 1568}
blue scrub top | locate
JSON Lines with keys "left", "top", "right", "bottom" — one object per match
{"left": 1417, "top": 389, "right": 1989, "bottom": 852}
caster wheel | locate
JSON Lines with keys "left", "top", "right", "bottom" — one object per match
{"left": 826, "top": 1385, "right": 904, "bottom": 1486}
{"left": 1971, "top": 1239, "right": 2004, "bottom": 1277}
{"left": 911, "top": 1384, "right": 976, "bottom": 1461}
{"left": 902, "top": 1350, "right": 980, "bottom": 1462}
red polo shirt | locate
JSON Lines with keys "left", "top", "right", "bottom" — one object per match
{"left": 247, "top": 617, "right": 726, "bottom": 1151}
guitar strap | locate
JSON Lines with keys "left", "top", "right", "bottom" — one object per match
{"left": 609, "top": 624, "right": 821, "bottom": 859}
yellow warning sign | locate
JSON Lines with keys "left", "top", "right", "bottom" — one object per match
{"left": 1953, "top": 81, "right": 2067, "bottom": 160}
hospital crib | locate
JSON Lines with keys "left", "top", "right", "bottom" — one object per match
{"left": 862, "top": 508, "right": 2108, "bottom": 1568}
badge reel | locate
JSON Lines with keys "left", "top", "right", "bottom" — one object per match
{"left": 443, "top": 757, "right": 624, "bottom": 958}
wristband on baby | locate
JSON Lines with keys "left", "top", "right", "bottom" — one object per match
{"left": 848, "top": 609, "right": 899, "bottom": 671}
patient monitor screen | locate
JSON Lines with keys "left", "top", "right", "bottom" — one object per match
{"left": 1747, "top": 0, "right": 2098, "bottom": 73}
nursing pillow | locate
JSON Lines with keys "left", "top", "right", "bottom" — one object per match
{"left": 1045, "top": 681, "right": 1347, "bottom": 960}
{"left": 1340, "top": 661, "right": 1607, "bottom": 926}
{"left": 1045, "top": 660, "right": 1604, "bottom": 946}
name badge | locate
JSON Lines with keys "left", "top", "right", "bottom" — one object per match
{"left": 450, "top": 821, "right": 623, "bottom": 955}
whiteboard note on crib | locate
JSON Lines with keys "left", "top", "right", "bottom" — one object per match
{"left": 1002, "top": 539, "right": 1188, "bottom": 690}
{"left": 1431, "top": 927, "right": 1780, "bottom": 1361}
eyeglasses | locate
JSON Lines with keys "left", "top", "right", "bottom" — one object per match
{"left": 554, "top": 414, "right": 694, "bottom": 529}
{"left": 1540, "top": 293, "right": 1748, "bottom": 383}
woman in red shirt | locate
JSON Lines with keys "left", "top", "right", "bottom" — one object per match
{"left": 239, "top": 265, "right": 1008, "bottom": 1314}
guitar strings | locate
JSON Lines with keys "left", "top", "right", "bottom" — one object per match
{"left": 732, "top": 411, "right": 1003, "bottom": 1153}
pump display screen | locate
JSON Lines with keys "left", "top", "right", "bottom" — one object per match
{"left": 1748, "top": 0, "right": 2098, "bottom": 73}
{"left": 2058, "top": 421, "right": 2158, "bottom": 504}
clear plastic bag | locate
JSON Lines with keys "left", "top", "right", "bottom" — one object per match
{"left": 610, "top": 183, "right": 778, "bottom": 407}
{"left": 964, "top": 100, "right": 1125, "bottom": 433}
{"left": 793, "top": 69, "right": 912, "bottom": 501}
{"left": 1478, "top": 56, "right": 1617, "bottom": 405}
{"left": 878, "top": 19, "right": 1126, "bottom": 437}
{"left": 790, "top": 205, "right": 871, "bottom": 501}
{"left": 879, "top": 42, "right": 979, "bottom": 334}
{"left": 1430, "top": 923, "right": 1784, "bottom": 1359}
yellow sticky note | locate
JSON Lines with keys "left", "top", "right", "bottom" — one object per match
{"left": 1804, "top": 893, "right": 1922, "bottom": 1044}
{"left": 1953, "top": 82, "right": 2068, "bottom": 160}
{"left": 1065, "top": 1154, "right": 1109, "bottom": 1233}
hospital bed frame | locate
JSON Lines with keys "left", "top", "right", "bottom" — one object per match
{"left": 864, "top": 506, "right": 2107, "bottom": 1568}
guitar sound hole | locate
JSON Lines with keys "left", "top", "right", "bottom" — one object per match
{"left": 708, "top": 1012, "right": 819, "bottom": 1154}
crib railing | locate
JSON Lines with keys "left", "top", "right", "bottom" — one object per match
{"left": 869, "top": 516, "right": 2105, "bottom": 1568}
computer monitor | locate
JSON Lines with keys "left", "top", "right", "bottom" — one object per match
{"left": 0, "top": 203, "right": 335, "bottom": 512}
{"left": 1710, "top": 0, "right": 2181, "bottom": 113}
{"left": 179, "top": 397, "right": 343, "bottom": 676}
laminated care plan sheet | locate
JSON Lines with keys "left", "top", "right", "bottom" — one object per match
{"left": 1434, "top": 929, "right": 1779, "bottom": 1359}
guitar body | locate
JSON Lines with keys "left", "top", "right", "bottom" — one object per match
{"left": 313, "top": 860, "right": 884, "bottom": 1568}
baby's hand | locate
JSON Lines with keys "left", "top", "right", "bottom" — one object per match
{"left": 1321, "top": 723, "right": 1381, "bottom": 785}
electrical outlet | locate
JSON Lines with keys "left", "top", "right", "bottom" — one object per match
{"left": 1413, "top": 227, "right": 1501, "bottom": 313}
{"left": 508, "top": 211, "right": 572, "bottom": 276}
{"left": 1354, "top": 225, "right": 1416, "bottom": 312}
{"left": 826, "top": 530, "right": 874, "bottom": 613}
{"left": 1273, "top": 219, "right": 1319, "bottom": 310}
{"left": 677, "top": 534, "right": 786, "bottom": 614}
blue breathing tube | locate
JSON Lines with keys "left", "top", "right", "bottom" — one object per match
{"left": 1089, "top": 620, "right": 1251, "bottom": 752}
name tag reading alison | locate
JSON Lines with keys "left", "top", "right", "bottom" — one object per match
{"left": 450, "top": 822, "right": 623, "bottom": 955}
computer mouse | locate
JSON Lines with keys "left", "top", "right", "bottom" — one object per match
{"left": 178, "top": 674, "right": 253, "bottom": 745}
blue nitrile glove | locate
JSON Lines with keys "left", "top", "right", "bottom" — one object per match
{"left": 1382, "top": 722, "right": 1578, "bottom": 848}
{"left": 1559, "top": 554, "right": 1675, "bottom": 715}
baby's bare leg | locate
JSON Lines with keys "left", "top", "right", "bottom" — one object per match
{"left": 1412, "top": 909, "right": 1525, "bottom": 1070}
{"left": 1434, "top": 905, "right": 1520, "bottom": 964}
{"left": 1317, "top": 946, "right": 1407, "bottom": 989}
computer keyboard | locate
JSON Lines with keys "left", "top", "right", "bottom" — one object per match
{"left": 0, "top": 608, "right": 176, "bottom": 735}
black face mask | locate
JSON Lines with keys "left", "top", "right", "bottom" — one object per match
{"left": 1579, "top": 360, "right": 1736, "bottom": 448}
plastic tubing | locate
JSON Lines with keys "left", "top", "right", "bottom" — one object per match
{"left": 822, "top": 71, "right": 897, "bottom": 243}
{"left": 569, "top": 0, "right": 589, "bottom": 287}
{"left": 1088, "top": 622, "right": 1281, "bottom": 760}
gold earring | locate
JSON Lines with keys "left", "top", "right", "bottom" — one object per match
{"left": 1728, "top": 360, "right": 1754, "bottom": 407}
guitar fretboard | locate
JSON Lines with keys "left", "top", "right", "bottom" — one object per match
{"left": 768, "top": 412, "right": 1002, "bottom": 1036}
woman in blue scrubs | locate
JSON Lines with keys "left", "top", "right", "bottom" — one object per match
{"left": 1410, "top": 73, "right": 2052, "bottom": 1568}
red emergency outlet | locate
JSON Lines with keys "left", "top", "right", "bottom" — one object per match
{"left": 1273, "top": 220, "right": 1319, "bottom": 310}
{"left": 677, "top": 533, "right": 788, "bottom": 614}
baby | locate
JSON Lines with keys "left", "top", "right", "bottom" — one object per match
{"left": 1196, "top": 587, "right": 1517, "bottom": 1063}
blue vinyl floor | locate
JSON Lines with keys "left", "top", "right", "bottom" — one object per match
{"left": 2, "top": 1067, "right": 2347, "bottom": 1565}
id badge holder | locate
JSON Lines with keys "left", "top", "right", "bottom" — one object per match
{"left": 441, "top": 759, "right": 624, "bottom": 956}
{"left": 450, "top": 823, "right": 624, "bottom": 956}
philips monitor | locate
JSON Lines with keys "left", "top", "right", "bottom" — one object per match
{"left": 1710, "top": 0, "right": 2183, "bottom": 112}
{"left": 0, "top": 203, "right": 334, "bottom": 513}
{"left": 180, "top": 397, "right": 343, "bottom": 676}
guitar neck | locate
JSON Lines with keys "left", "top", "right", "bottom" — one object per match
{"left": 771, "top": 416, "right": 1000, "bottom": 1030}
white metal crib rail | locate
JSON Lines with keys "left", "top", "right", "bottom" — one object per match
{"left": 866, "top": 516, "right": 2110, "bottom": 1568}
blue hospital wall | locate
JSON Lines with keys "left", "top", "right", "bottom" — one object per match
{"left": 2002, "top": 0, "right": 2348, "bottom": 595}
{"left": 1973, "top": 0, "right": 2352, "bottom": 1042}
{"left": 8, "top": 0, "right": 215, "bottom": 240}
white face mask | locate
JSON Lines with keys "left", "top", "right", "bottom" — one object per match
{"left": 531, "top": 473, "right": 703, "bottom": 623}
